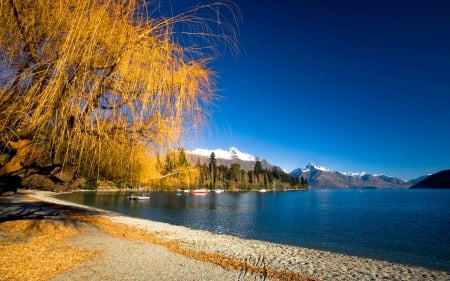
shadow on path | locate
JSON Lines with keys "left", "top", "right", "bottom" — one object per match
{"left": 0, "top": 192, "right": 102, "bottom": 225}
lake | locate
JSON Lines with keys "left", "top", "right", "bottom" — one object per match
{"left": 56, "top": 189, "right": 450, "bottom": 272}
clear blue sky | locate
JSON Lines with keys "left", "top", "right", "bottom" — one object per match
{"left": 181, "top": 1, "right": 450, "bottom": 180}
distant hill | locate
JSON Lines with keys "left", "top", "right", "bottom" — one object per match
{"left": 410, "top": 170, "right": 450, "bottom": 189}
{"left": 290, "top": 163, "right": 410, "bottom": 189}
{"left": 407, "top": 175, "right": 429, "bottom": 186}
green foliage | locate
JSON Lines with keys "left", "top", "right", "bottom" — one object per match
{"left": 230, "top": 163, "right": 241, "bottom": 182}
{"left": 194, "top": 160, "right": 302, "bottom": 191}
{"left": 254, "top": 160, "right": 263, "bottom": 176}
{"left": 208, "top": 152, "right": 217, "bottom": 188}
{"left": 81, "top": 182, "right": 96, "bottom": 190}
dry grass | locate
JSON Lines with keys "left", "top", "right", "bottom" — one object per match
{"left": 0, "top": 219, "right": 98, "bottom": 281}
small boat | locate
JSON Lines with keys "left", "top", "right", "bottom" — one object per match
{"left": 126, "top": 194, "right": 150, "bottom": 200}
{"left": 191, "top": 189, "right": 210, "bottom": 195}
{"left": 214, "top": 189, "right": 225, "bottom": 193}
{"left": 258, "top": 189, "right": 267, "bottom": 193}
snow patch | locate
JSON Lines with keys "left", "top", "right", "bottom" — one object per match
{"left": 305, "top": 162, "right": 332, "bottom": 172}
{"left": 343, "top": 172, "right": 368, "bottom": 177}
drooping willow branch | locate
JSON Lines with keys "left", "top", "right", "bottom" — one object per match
{"left": 0, "top": 0, "right": 240, "bottom": 182}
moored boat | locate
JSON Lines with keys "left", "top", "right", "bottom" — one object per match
{"left": 191, "top": 189, "right": 210, "bottom": 195}
{"left": 126, "top": 194, "right": 150, "bottom": 200}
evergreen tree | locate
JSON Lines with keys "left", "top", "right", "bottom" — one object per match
{"left": 208, "top": 152, "right": 217, "bottom": 188}
{"left": 163, "top": 150, "right": 176, "bottom": 174}
{"left": 247, "top": 170, "right": 254, "bottom": 184}
{"left": 254, "top": 160, "right": 263, "bottom": 176}
{"left": 230, "top": 163, "right": 241, "bottom": 183}
{"left": 177, "top": 148, "right": 189, "bottom": 167}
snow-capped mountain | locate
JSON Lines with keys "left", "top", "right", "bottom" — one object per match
{"left": 290, "top": 163, "right": 411, "bottom": 189}
{"left": 188, "top": 147, "right": 257, "bottom": 161}
{"left": 187, "top": 147, "right": 267, "bottom": 171}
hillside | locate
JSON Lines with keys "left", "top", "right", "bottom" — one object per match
{"left": 410, "top": 170, "right": 450, "bottom": 188}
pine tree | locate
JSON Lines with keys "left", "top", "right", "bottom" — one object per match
{"left": 230, "top": 163, "right": 241, "bottom": 183}
{"left": 177, "top": 148, "right": 189, "bottom": 167}
{"left": 208, "top": 152, "right": 217, "bottom": 188}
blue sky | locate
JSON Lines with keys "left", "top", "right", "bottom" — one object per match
{"left": 181, "top": 1, "right": 450, "bottom": 180}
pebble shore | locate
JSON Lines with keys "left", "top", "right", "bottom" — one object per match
{"left": 28, "top": 191, "right": 450, "bottom": 281}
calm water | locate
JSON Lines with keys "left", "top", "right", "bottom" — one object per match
{"left": 56, "top": 189, "right": 450, "bottom": 271}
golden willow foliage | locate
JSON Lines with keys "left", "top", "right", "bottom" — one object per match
{"left": 156, "top": 148, "right": 199, "bottom": 189}
{"left": 0, "top": 0, "right": 238, "bottom": 182}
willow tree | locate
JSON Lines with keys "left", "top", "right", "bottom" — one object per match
{"left": 0, "top": 0, "right": 238, "bottom": 182}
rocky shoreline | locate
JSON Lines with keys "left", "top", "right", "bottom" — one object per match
{"left": 2, "top": 190, "right": 449, "bottom": 280}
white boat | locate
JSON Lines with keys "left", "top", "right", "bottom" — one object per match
{"left": 258, "top": 189, "right": 267, "bottom": 193}
{"left": 214, "top": 189, "right": 225, "bottom": 193}
{"left": 126, "top": 194, "right": 150, "bottom": 200}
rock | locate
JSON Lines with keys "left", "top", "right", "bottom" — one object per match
{"left": 38, "top": 165, "right": 61, "bottom": 175}
{"left": 96, "top": 180, "right": 115, "bottom": 190}
{"left": 0, "top": 139, "right": 33, "bottom": 175}
{"left": 25, "top": 168, "right": 39, "bottom": 177}
{"left": 69, "top": 177, "right": 88, "bottom": 189}
{"left": 50, "top": 166, "right": 75, "bottom": 182}
{"left": 22, "top": 174, "right": 58, "bottom": 191}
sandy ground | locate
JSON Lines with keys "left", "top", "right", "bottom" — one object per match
{"left": 1, "top": 190, "right": 449, "bottom": 281}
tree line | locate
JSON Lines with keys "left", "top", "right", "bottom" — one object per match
{"left": 155, "top": 149, "right": 307, "bottom": 191}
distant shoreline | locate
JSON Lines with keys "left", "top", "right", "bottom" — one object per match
{"left": 15, "top": 189, "right": 447, "bottom": 280}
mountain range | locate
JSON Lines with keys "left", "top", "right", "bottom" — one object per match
{"left": 290, "top": 163, "right": 411, "bottom": 189}
{"left": 187, "top": 147, "right": 436, "bottom": 189}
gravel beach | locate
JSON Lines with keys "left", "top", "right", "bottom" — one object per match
{"left": 1, "top": 190, "right": 449, "bottom": 281}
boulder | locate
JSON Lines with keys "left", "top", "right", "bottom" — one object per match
{"left": 51, "top": 166, "right": 76, "bottom": 182}
{"left": 69, "top": 177, "right": 88, "bottom": 189}
{"left": 96, "top": 180, "right": 115, "bottom": 190}
{"left": 0, "top": 139, "right": 33, "bottom": 175}
{"left": 22, "top": 174, "right": 58, "bottom": 191}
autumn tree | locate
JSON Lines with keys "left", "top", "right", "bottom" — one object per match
{"left": 160, "top": 148, "right": 197, "bottom": 189}
{"left": 0, "top": 0, "right": 238, "bottom": 182}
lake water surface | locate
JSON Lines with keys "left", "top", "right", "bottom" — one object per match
{"left": 56, "top": 189, "right": 450, "bottom": 271}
